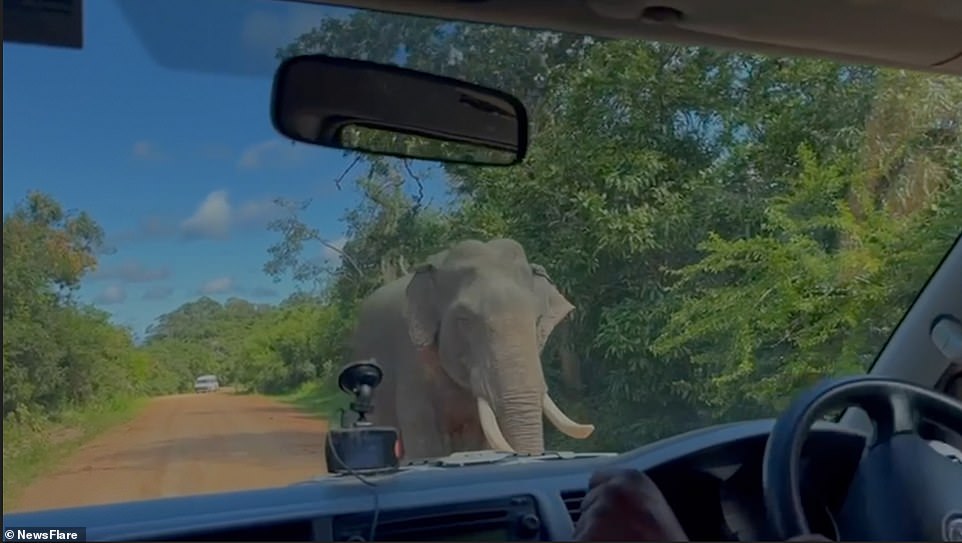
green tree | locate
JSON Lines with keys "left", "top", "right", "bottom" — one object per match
{"left": 2, "top": 192, "right": 156, "bottom": 419}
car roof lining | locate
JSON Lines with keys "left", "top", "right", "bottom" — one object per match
{"left": 294, "top": 0, "right": 962, "bottom": 76}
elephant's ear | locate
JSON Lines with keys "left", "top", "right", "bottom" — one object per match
{"left": 531, "top": 263, "right": 575, "bottom": 354}
{"left": 404, "top": 263, "right": 440, "bottom": 348}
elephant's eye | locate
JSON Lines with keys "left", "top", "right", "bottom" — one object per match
{"left": 450, "top": 305, "right": 480, "bottom": 334}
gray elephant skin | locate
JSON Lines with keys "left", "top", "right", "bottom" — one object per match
{"left": 349, "top": 238, "right": 595, "bottom": 462}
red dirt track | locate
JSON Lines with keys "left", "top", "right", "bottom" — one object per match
{"left": 9, "top": 392, "right": 329, "bottom": 512}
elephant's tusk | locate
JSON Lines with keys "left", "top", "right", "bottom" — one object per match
{"left": 542, "top": 393, "right": 595, "bottom": 439}
{"left": 476, "top": 397, "right": 516, "bottom": 452}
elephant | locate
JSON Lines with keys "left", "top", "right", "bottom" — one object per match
{"left": 348, "top": 237, "right": 595, "bottom": 461}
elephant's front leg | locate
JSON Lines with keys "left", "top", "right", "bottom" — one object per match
{"left": 430, "top": 365, "right": 488, "bottom": 453}
{"left": 396, "top": 391, "right": 449, "bottom": 461}
{"left": 395, "top": 351, "right": 450, "bottom": 461}
{"left": 450, "top": 421, "right": 488, "bottom": 452}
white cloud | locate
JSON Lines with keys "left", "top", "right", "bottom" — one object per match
{"left": 106, "top": 191, "right": 287, "bottom": 246}
{"left": 182, "top": 190, "right": 233, "bottom": 240}
{"left": 237, "top": 139, "right": 306, "bottom": 170}
{"left": 132, "top": 140, "right": 164, "bottom": 160}
{"left": 199, "top": 276, "right": 236, "bottom": 295}
{"left": 179, "top": 189, "right": 284, "bottom": 241}
{"left": 235, "top": 199, "right": 280, "bottom": 223}
{"left": 321, "top": 236, "right": 348, "bottom": 263}
{"left": 95, "top": 285, "right": 127, "bottom": 305}
{"left": 90, "top": 260, "right": 170, "bottom": 283}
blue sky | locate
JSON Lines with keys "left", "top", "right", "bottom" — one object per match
{"left": 3, "top": 0, "right": 448, "bottom": 336}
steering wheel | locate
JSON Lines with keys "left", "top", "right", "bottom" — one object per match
{"left": 762, "top": 375, "right": 962, "bottom": 542}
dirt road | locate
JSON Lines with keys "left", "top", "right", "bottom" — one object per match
{"left": 9, "top": 392, "right": 330, "bottom": 512}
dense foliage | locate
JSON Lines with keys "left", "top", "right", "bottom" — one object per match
{"left": 141, "top": 294, "right": 343, "bottom": 395}
{"left": 3, "top": 10, "right": 959, "bottom": 456}
{"left": 3, "top": 192, "right": 148, "bottom": 422}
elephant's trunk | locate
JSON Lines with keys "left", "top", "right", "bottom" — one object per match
{"left": 492, "top": 389, "right": 546, "bottom": 454}
{"left": 476, "top": 317, "right": 547, "bottom": 455}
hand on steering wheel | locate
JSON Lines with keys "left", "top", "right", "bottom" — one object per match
{"left": 763, "top": 375, "right": 962, "bottom": 542}
{"left": 573, "top": 467, "right": 689, "bottom": 541}
{"left": 575, "top": 466, "right": 834, "bottom": 542}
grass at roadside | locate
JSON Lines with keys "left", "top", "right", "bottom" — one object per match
{"left": 2, "top": 396, "right": 146, "bottom": 511}
{"left": 272, "top": 381, "right": 349, "bottom": 426}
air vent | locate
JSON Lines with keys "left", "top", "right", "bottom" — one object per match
{"left": 364, "top": 508, "right": 508, "bottom": 540}
{"left": 332, "top": 495, "right": 541, "bottom": 541}
{"left": 561, "top": 489, "right": 587, "bottom": 524}
{"left": 164, "top": 519, "right": 315, "bottom": 541}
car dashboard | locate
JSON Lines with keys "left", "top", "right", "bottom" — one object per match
{"left": 2, "top": 419, "right": 869, "bottom": 542}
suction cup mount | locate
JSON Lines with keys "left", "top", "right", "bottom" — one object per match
{"left": 337, "top": 359, "right": 383, "bottom": 424}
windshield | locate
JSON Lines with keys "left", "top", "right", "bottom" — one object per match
{"left": 3, "top": 0, "right": 960, "bottom": 513}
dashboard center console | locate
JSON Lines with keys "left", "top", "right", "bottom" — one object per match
{"left": 325, "top": 495, "right": 545, "bottom": 541}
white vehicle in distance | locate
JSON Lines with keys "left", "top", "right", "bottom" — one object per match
{"left": 194, "top": 375, "right": 220, "bottom": 394}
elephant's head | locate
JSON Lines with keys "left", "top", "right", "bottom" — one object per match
{"left": 404, "top": 238, "right": 595, "bottom": 454}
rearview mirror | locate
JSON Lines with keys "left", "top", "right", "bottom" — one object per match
{"left": 270, "top": 55, "right": 528, "bottom": 166}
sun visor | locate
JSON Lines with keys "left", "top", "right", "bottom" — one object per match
{"left": 3, "top": 0, "right": 84, "bottom": 50}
